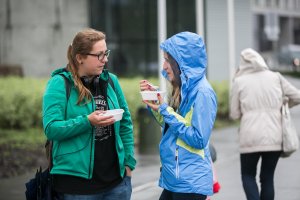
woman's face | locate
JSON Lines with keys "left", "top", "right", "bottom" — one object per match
{"left": 78, "top": 40, "right": 108, "bottom": 77}
{"left": 163, "top": 52, "right": 175, "bottom": 82}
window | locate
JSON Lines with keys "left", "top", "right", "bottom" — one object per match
{"left": 89, "top": 0, "right": 196, "bottom": 76}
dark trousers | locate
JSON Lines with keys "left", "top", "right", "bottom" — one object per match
{"left": 159, "top": 189, "right": 207, "bottom": 200}
{"left": 240, "top": 151, "right": 281, "bottom": 200}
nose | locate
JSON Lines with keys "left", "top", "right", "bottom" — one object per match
{"left": 102, "top": 55, "right": 108, "bottom": 63}
{"left": 163, "top": 61, "right": 168, "bottom": 70}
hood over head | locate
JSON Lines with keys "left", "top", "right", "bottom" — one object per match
{"left": 160, "top": 32, "right": 207, "bottom": 103}
{"left": 235, "top": 48, "right": 268, "bottom": 78}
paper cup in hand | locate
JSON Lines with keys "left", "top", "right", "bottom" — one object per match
{"left": 140, "top": 91, "right": 165, "bottom": 101}
{"left": 102, "top": 109, "right": 124, "bottom": 121}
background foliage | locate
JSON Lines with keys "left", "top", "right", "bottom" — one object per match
{"left": 0, "top": 76, "right": 230, "bottom": 178}
{"left": 0, "top": 76, "right": 229, "bottom": 130}
{"left": 0, "top": 77, "right": 46, "bottom": 129}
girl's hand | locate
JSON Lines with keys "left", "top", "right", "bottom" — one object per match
{"left": 125, "top": 166, "right": 132, "bottom": 177}
{"left": 88, "top": 110, "right": 115, "bottom": 127}
{"left": 142, "top": 93, "right": 164, "bottom": 111}
{"left": 140, "top": 80, "right": 158, "bottom": 91}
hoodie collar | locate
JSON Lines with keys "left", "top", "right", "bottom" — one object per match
{"left": 51, "top": 67, "right": 109, "bottom": 83}
{"left": 51, "top": 67, "right": 72, "bottom": 81}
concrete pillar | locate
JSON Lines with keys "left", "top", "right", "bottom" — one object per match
{"left": 158, "top": 0, "right": 167, "bottom": 92}
{"left": 196, "top": 0, "right": 205, "bottom": 39}
{"left": 228, "top": 0, "right": 236, "bottom": 88}
{"left": 279, "top": 17, "right": 294, "bottom": 47}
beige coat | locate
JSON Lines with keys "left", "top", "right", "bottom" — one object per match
{"left": 230, "top": 48, "right": 300, "bottom": 153}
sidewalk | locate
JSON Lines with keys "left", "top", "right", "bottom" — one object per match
{"left": 132, "top": 124, "right": 300, "bottom": 200}
{"left": 211, "top": 125, "right": 300, "bottom": 200}
{"left": 2, "top": 124, "right": 299, "bottom": 200}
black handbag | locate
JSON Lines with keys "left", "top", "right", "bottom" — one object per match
{"left": 25, "top": 167, "right": 55, "bottom": 200}
{"left": 24, "top": 73, "right": 71, "bottom": 200}
{"left": 25, "top": 138, "right": 56, "bottom": 200}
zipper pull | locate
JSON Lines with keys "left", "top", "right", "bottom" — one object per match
{"left": 175, "top": 147, "right": 179, "bottom": 179}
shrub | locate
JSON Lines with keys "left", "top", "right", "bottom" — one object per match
{"left": 0, "top": 77, "right": 230, "bottom": 130}
{"left": 211, "top": 81, "right": 230, "bottom": 119}
{"left": 0, "top": 128, "right": 47, "bottom": 178}
{"left": 0, "top": 77, "right": 46, "bottom": 129}
{"left": 118, "top": 76, "right": 158, "bottom": 138}
{"left": 0, "top": 76, "right": 157, "bottom": 132}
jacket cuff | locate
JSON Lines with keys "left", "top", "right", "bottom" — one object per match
{"left": 84, "top": 114, "right": 93, "bottom": 128}
{"left": 158, "top": 103, "right": 168, "bottom": 114}
{"left": 125, "top": 154, "right": 137, "bottom": 171}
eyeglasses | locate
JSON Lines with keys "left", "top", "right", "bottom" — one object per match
{"left": 85, "top": 49, "right": 110, "bottom": 61}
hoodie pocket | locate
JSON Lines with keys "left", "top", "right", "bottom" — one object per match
{"left": 55, "top": 133, "right": 91, "bottom": 157}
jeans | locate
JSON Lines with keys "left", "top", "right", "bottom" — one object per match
{"left": 240, "top": 151, "right": 281, "bottom": 200}
{"left": 56, "top": 176, "right": 132, "bottom": 200}
{"left": 159, "top": 189, "right": 207, "bottom": 200}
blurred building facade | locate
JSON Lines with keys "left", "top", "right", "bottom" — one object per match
{"left": 251, "top": 0, "right": 300, "bottom": 70}
{"left": 0, "top": 0, "right": 299, "bottom": 80}
{"left": 252, "top": 0, "right": 300, "bottom": 50}
{"left": 0, "top": 0, "right": 88, "bottom": 77}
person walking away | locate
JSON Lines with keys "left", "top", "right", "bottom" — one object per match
{"left": 230, "top": 48, "right": 300, "bottom": 200}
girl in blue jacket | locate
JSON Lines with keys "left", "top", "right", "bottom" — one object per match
{"left": 140, "top": 32, "right": 217, "bottom": 200}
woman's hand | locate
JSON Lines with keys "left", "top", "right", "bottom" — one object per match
{"left": 143, "top": 93, "right": 164, "bottom": 111}
{"left": 88, "top": 110, "right": 115, "bottom": 127}
{"left": 140, "top": 80, "right": 158, "bottom": 91}
{"left": 125, "top": 166, "right": 132, "bottom": 177}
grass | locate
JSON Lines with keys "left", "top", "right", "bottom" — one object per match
{"left": 0, "top": 128, "right": 47, "bottom": 178}
{"left": 0, "top": 128, "right": 46, "bottom": 150}
{"left": 214, "top": 119, "right": 239, "bottom": 129}
{"left": 280, "top": 71, "right": 300, "bottom": 78}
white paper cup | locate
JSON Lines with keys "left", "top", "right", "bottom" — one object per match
{"left": 102, "top": 109, "right": 124, "bottom": 121}
{"left": 140, "top": 91, "right": 165, "bottom": 101}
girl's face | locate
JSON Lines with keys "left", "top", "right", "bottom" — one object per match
{"left": 77, "top": 40, "right": 109, "bottom": 77}
{"left": 163, "top": 52, "right": 175, "bottom": 82}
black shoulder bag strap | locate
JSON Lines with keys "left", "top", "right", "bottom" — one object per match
{"left": 108, "top": 75, "right": 115, "bottom": 92}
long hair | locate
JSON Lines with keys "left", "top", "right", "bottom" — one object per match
{"left": 66, "top": 28, "right": 106, "bottom": 104}
{"left": 166, "top": 53, "right": 181, "bottom": 111}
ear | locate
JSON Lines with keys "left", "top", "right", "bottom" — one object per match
{"left": 75, "top": 54, "right": 83, "bottom": 64}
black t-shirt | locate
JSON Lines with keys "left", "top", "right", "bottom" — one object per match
{"left": 53, "top": 77, "right": 122, "bottom": 194}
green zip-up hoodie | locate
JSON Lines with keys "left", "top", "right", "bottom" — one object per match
{"left": 42, "top": 68, "right": 136, "bottom": 179}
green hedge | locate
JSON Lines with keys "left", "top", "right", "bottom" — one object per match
{"left": 0, "top": 76, "right": 229, "bottom": 130}
{"left": 211, "top": 81, "right": 230, "bottom": 119}
{"left": 0, "top": 77, "right": 47, "bottom": 129}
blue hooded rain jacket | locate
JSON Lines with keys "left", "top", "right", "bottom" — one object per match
{"left": 153, "top": 32, "right": 217, "bottom": 195}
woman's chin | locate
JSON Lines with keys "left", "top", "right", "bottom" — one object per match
{"left": 95, "top": 68, "right": 104, "bottom": 75}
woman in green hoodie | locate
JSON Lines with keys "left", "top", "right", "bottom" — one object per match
{"left": 43, "top": 28, "right": 136, "bottom": 200}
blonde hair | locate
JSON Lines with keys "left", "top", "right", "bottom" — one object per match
{"left": 66, "top": 28, "right": 106, "bottom": 104}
